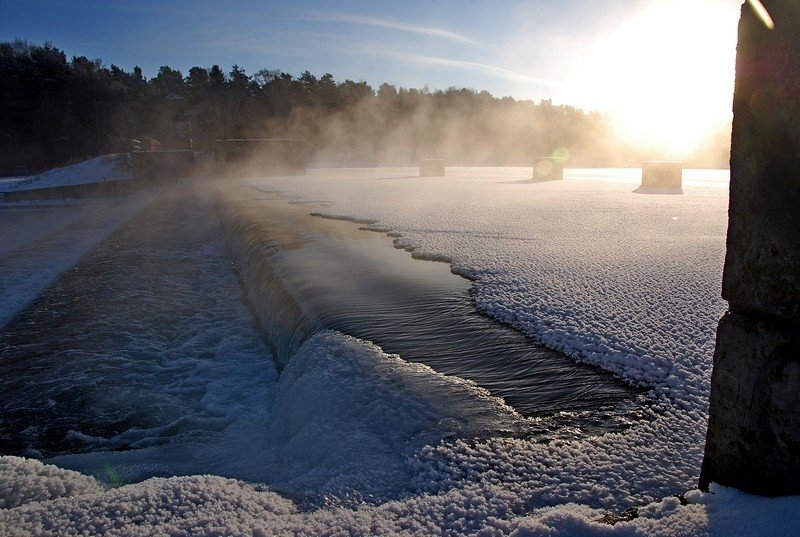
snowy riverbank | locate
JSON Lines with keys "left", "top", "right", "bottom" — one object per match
{"left": 0, "top": 155, "right": 131, "bottom": 193}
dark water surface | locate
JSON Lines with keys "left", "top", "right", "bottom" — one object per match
{"left": 0, "top": 190, "right": 273, "bottom": 458}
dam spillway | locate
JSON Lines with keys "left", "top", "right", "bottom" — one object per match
{"left": 216, "top": 183, "right": 643, "bottom": 429}
{"left": 0, "top": 180, "right": 643, "bottom": 484}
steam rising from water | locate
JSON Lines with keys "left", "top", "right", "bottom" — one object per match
{"left": 258, "top": 92, "right": 732, "bottom": 169}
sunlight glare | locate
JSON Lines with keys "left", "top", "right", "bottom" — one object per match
{"left": 568, "top": 0, "right": 740, "bottom": 158}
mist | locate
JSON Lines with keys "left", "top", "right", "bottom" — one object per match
{"left": 0, "top": 40, "right": 732, "bottom": 176}
{"left": 176, "top": 71, "right": 733, "bottom": 169}
{"left": 282, "top": 90, "right": 732, "bottom": 168}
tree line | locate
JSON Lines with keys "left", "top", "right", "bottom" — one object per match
{"left": 0, "top": 40, "right": 728, "bottom": 175}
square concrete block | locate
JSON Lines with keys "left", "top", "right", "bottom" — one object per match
{"left": 419, "top": 159, "right": 445, "bottom": 177}
{"left": 532, "top": 157, "right": 564, "bottom": 181}
{"left": 641, "top": 161, "right": 682, "bottom": 189}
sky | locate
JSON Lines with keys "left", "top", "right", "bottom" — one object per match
{"left": 1, "top": 0, "right": 745, "bottom": 154}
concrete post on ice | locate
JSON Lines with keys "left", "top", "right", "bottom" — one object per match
{"left": 700, "top": 0, "right": 800, "bottom": 497}
{"left": 532, "top": 157, "right": 564, "bottom": 181}
{"left": 641, "top": 161, "right": 683, "bottom": 189}
{"left": 419, "top": 159, "right": 445, "bottom": 177}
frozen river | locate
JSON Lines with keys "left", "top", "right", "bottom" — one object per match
{"left": 4, "top": 167, "right": 795, "bottom": 535}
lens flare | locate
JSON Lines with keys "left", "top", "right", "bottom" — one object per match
{"left": 552, "top": 147, "right": 570, "bottom": 163}
{"left": 748, "top": 0, "right": 775, "bottom": 30}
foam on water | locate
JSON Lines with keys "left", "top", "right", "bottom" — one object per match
{"left": 234, "top": 166, "right": 730, "bottom": 503}
{"left": 42, "top": 328, "right": 528, "bottom": 506}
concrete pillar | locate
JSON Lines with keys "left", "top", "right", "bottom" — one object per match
{"left": 700, "top": 0, "right": 800, "bottom": 496}
{"left": 641, "top": 161, "right": 682, "bottom": 189}
{"left": 532, "top": 157, "right": 564, "bottom": 181}
{"left": 419, "top": 159, "right": 445, "bottom": 177}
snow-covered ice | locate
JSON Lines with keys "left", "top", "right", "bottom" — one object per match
{"left": 2, "top": 167, "right": 798, "bottom": 535}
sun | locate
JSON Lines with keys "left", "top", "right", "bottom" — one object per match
{"left": 568, "top": 0, "right": 740, "bottom": 159}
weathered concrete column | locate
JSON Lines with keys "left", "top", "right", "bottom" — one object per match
{"left": 700, "top": 0, "right": 800, "bottom": 496}
{"left": 641, "top": 161, "right": 682, "bottom": 189}
{"left": 419, "top": 159, "right": 445, "bottom": 177}
{"left": 532, "top": 157, "right": 564, "bottom": 181}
